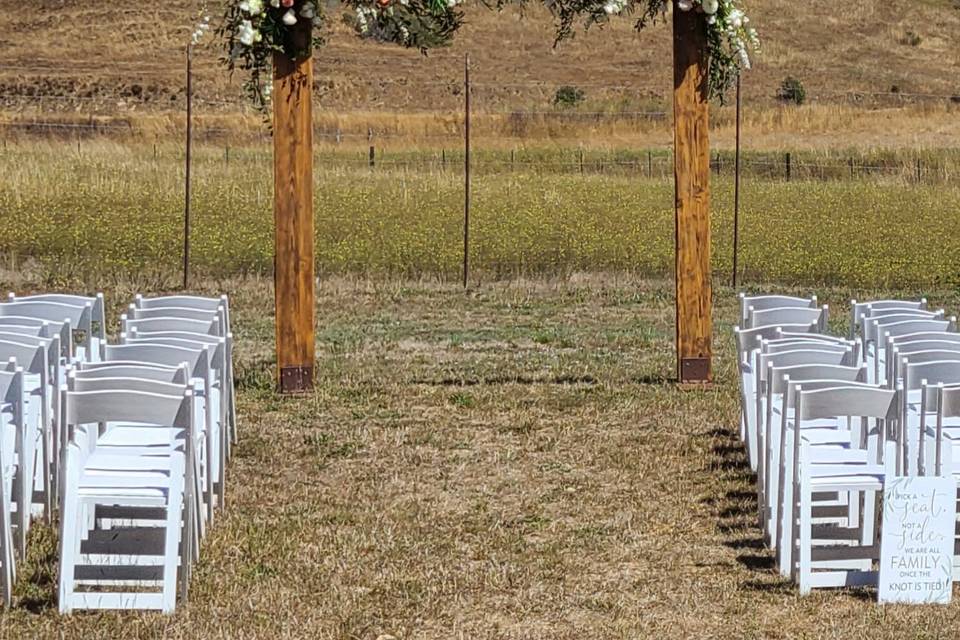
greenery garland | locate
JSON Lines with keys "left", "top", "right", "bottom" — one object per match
{"left": 219, "top": 0, "right": 758, "bottom": 112}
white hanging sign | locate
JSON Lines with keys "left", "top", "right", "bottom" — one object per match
{"left": 879, "top": 476, "right": 955, "bottom": 604}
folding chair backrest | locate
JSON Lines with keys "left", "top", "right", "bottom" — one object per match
{"left": 125, "top": 331, "right": 224, "bottom": 358}
{"left": 135, "top": 294, "right": 230, "bottom": 335}
{"left": 796, "top": 386, "right": 899, "bottom": 422}
{"left": 768, "top": 363, "right": 867, "bottom": 396}
{"left": 126, "top": 330, "right": 225, "bottom": 350}
{"left": 73, "top": 363, "right": 188, "bottom": 385}
{"left": 127, "top": 305, "right": 223, "bottom": 323}
{"left": 135, "top": 294, "right": 226, "bottom": 313}
{"left": 892, "top": 340, "right": 960, "bottom": 357}
{"left": 749, "top": 306, "right": 827, "bottom": 332}
{"left": 757, "top": 347, "right": 853, "bottom": 377}
{"left": 734, "top": 323, "right": 816, "bottom": 360}
{"left": 739, "top": 294, "right": 816, "bottom": 326}
{"left": 0, "top": 339, "right": 46, "bottom": 375}
{"left": 876, "top": 318, "right": 955, "bottom": 345}
{"left": 68, "top": 373, "right": 188, "bottom": 396}
{"left": 64, "top": 389, "right": 191, "bottom": 431}
{"left": 851, "top": 298, "right": 927, "bottom": 338}
{"left": 902, "top": 359, "right": 960, "bottom": 392}
{"left": 866, "top": 307, "right": 941, "bottom": 322}
{"left": 890, "top": 331, "right": 960, "bottom": 347}
{"left": 762, "top": 340, "right": 850, "bottom": 355}
{"left": 122, "top": 316, "right": 221, "bottom": 337}
{"left": 776, "top": 331, "right": 847, "bottom": 344}
{"left": 102, "top": 343, "right": 207, "bottom": 379}
{"left": 0, "top": 325, "right": 45, "bottom": 339}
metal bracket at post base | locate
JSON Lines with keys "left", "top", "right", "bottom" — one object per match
{"left": 279, "top": 365, "right": 314, "bottom": 393}
{"left": 680, "top": 357, "right": 711, "bottom": 384}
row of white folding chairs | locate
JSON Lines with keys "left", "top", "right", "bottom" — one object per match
{"left": 735, "top": 294, "right": 960, "bottom": 593}
{"left": 736, "top": 294, "right": 940, "bottom": 453}
{"left": 0, "top": 293, "right": 234, "bottom": 611}
{"left": 58, "top": 368, "right": 199, "bottom": 613}
{"left": 785, "top": 374, "right": 960, "bottom": 593}
{"left": 56, "top": 351, "right": 223, "bottom": 612}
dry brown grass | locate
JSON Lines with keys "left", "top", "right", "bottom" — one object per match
{"left": 2, "top": 0, "right": 960, "bottom": 152}
{"left": 1, "top": 273, "right": 959, "bottom": 637}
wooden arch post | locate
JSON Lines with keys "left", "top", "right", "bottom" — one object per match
{"left": 673, "top": 3, "right": 712, "bottom": 384}
{"left": 273, "top": 20, "right": 316, "bottom": 393}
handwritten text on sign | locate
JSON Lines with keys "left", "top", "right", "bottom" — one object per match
{"left": 879, "top": 476, "right": 955, "bottom": 604}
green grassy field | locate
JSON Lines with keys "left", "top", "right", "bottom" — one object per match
{"left": 2, "top": 141, "right": 960, "bottom": 290}
{"left": 1, "top": 141, "right": 958, "bottom": 634}
{"left": 0, "top": 274, "right": 954, "bottom": 638}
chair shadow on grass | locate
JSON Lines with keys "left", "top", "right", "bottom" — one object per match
{"left": 412, "top": 374, "right": 598, "bottom": 386}
{"left": 15, "top": 523, "right": 59, "bottom": 613}
{"left": 703, "top": 421, "right": 798, "bottom": 592}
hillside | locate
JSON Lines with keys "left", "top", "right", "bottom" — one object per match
{"left": 1, "top": 0, "right": 959, "bottom": 114}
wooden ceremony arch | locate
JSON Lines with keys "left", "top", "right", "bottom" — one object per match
{"left": 271, "top": 3, "right": 713, "bottom": 391}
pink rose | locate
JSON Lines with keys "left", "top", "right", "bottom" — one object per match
{"left": 282, "top": 0, "right": 293, "bottom": 6}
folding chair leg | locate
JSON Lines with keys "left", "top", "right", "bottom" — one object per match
{"left": 0, "top": 486, "right": 12, "bottom": 608}
{"left": 798, "top": 477, "right": 813, "bottom": 594}
{"left": 58, "top": 494, "right": 80, "bottom": 614}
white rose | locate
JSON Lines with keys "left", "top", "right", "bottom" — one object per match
{"left": 300, "top": 3, "right": 315, "bottom": 18}
{"left": 248, "top": 0, "right": 263, "bottom": 15}
{"left": 238, "top": 1, "right": 250, "bottom": 12}
{"left": 701, "top": 0, "right": 718, "bottom": 14}
{"left": 270, "top": 0, "right": 280, "bottom": 6}
{"left": 677, "top": 0, "right": 693, "bottom": 11}
{"left": 282, "top": 9, "right": 297, "bottom": 25}
{"left": 239, "top": 30, "right": 254, "bottom": 45}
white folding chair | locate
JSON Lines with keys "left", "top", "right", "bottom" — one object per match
{"left": 0, "top": 300, "right": 93, "bottom": 363}
{"left": 0, "top": 339, "right": 52, "bottom": 525}
{"left": 868, "top": 316, "right": 955, "bottom": 384}
{"left": 65, "top": 368, "right": 204, "bottom": 549}
{"left": 7, "top": 293, "right": 106, "bottom": 362}
{"left": 58, "top": 388, "right": 196, "bottom": 614}
{"left": 100, "top": 344, "right": 217, "bottom": 525}
{"left": 761, "top": 363, "right": 867, "bottom": 548}
{"left": 789, "top": 386, "right": 899, "bottom": 594}
{"left": 133, "top": 294, "right": 234, "bottom": 444}
{"left": 739, "top": 294, "right": 817, "bottom": 328}
{"left": 849, "top": 298, "right": 927, "bottom": 339}
{"left": 0, "top": 362, "right": 23, "bottom": 605}
{"left": 751, "top": 345, "right": 856, "bottom": 473}
{"left": 122, "top": 332, "right": 228, "bottom": 513}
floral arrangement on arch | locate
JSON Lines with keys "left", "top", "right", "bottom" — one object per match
{"left": 219, "top": 0, "right": 757, "bottom": 112}
{"left": 220, "top": 0, "right": 463, "bottom": 110}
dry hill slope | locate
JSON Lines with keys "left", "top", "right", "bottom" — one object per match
{"left": 0, "top": 0, "right": 958, "bottom": 112}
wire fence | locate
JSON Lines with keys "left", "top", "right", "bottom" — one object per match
{"left": 3, "top": 59, "right": 960, "bottom": 289}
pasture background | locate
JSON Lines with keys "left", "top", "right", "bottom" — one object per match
{"left": 2, "top": 140, "right": 959, "bottom": 290}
